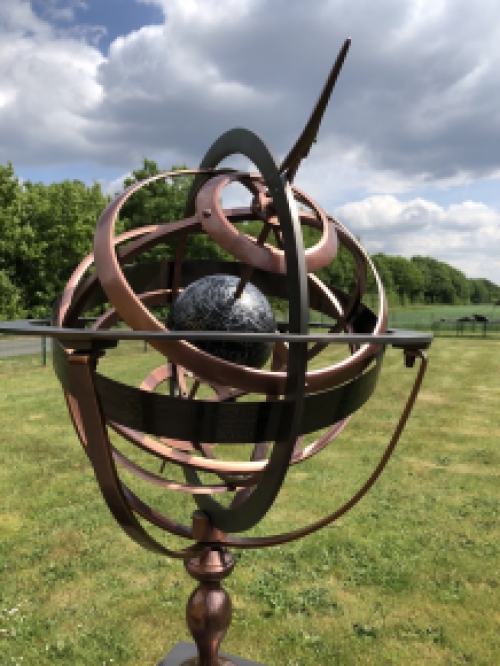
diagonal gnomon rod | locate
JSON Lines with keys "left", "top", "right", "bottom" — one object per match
{"left": 279, "top": 37, "right": 351, "bottom": 184}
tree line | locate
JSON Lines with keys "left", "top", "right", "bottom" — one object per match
{"left": 0, "top": 159, "right": 498, "bottom": 319}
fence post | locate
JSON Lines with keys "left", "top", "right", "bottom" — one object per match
{"left": 41, "top": 336, "right": 47, "bottom": 366}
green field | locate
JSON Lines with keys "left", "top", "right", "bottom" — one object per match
{"left": 388, "top": 303, "right": 500, "bottom": 327}
{"left": 1, "top": 339, "right": 499, "bottom": 665}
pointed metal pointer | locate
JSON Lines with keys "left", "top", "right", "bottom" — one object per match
{"left": 279, "top": 37, "right": 351, "bottom": 184}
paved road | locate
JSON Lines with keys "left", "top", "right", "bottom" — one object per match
{"left": 0, "top": 336, "right": 49, "bottom": 358}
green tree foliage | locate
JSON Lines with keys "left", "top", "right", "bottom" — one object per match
{"left": 0, "top": 160, "right": 498, "bottom": 318}
{"left": 0, "top": 270, "right": 24, "bottom": 320}
{"left": 448, "top": 264, "right": 471, "bottom": 303}
{"left": 119, "top": 158, "right": 225, "bottom": 262}
{"left": 17, "top": 180, "right": 109, "bottom": 315}
{"left": 0, "top": 163, "right": 32, "bottom": 319}
{"left": 469, "top": 278, "right": 500, "bottom": 304}
{"left": 371, "top": 255, "right": 395, "bottom": 294}
{"left": 318, "top": 242, "right": 357, "bottom": 294}
{"left": 383, "top": 255, "right": 425, "bottom": 304}
{"left": 0, "top": 163, "right": 26, "bottom": 279}
{"left": 300, "top": 224, "right": 357, "bottom": 293}
{"left": 411, "top": 256, "right": 470, "bottom": 304}
{"left": 0, "top": 163, "right": 109, "bottom": 317}
{"left": 120, "top": 159, "right": 193, "bottom": 230}
{"left": 364, "top": 254, "right": 398, "bottom": 307}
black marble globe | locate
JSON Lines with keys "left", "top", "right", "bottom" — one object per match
{"left": 167, "top": 274, "right": 276, "bottom": 369}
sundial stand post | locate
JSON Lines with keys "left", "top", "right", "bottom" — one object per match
{"left": 159, "top": 512, "right": 266, "bottom": 666}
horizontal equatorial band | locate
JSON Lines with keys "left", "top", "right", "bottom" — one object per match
{"left": 54, "top": 340, "right": 384, "bottom": 443}
{"left": 2, "top": 320, "right": 432, "bottom": 349}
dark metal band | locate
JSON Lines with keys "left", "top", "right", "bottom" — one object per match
{"left": 177, "top": 128, "right": 310, "bottom": 532}
{"left": 54, "top": 339, "right": 383, "bottom": 443}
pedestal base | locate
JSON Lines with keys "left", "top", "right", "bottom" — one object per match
{"left": 158, "top": 641, "right": 266, "bottom": 666}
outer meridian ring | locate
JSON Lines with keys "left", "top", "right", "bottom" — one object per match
{"left": 183, "top": 128, "right": 309, "bottom": 533}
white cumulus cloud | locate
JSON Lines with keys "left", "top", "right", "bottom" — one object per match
{"left": 336, "top": 195, "right": 500, "bottom": 281}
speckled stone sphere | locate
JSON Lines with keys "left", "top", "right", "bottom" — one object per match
{"left": 167, "top": 274, "right": 276, "bottom": 368}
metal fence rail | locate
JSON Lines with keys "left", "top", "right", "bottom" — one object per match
{"left": 431, "top": 319, "right": 500, "bottom": 337}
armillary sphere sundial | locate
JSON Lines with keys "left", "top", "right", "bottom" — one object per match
{"left": 1, "top": 38, "right": 432, "bottom": 665}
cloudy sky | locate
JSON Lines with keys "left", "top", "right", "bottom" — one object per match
{"left": 1, "top": 0, "right": 499, "bottom": 282}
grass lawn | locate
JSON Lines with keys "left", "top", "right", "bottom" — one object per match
{"left": 0, "top": 338, "right": 499, "bottom": 665}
